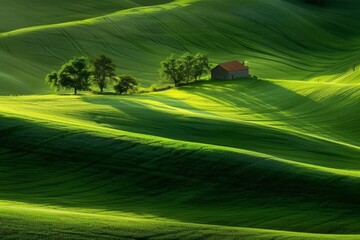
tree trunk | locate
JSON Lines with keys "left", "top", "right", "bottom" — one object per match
{"left": 100, "top": 76, "right": 105, "bottom": 93}
{"left": 74, "top": 88, "right": 77, "bottom": 95}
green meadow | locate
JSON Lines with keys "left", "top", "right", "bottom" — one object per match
{"left": 0, "top": 0, "right": 360, "bottom": 239}
{"left": 1, "top": 0, "right": 360, "bottom": 94}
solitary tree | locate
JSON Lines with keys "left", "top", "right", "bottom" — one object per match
{"left": 192, "top": 53, "right": 212, "bottom": 81}
{"left": 159, "top": 55, "right": 185, "bottom": 87}
{"left": 114, "top": 75, "right": 138, "bottom": 94}
{"left": 91, "top": 55, "right": 116, "bottom": 92}
{"left": 45, "top": 57, "right": 91, "bottom": 95}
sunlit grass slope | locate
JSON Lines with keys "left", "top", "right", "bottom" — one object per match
{"left": 0, "top": 0, "right": 172, "bottom": 32}
{"left": 1, "top": 0, "right": 360, "bottom": 94}
{"left": 1, "top": 0, "right": 360, "bottom": 238}
{"left": 0, "top": 79, "right": 359, "bottom": 239}
{"left": 0, "top": 201, "right": 358, "bottom": 240}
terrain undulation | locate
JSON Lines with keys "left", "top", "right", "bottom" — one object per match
{"left": 0, "top": 0, "right": 359, "bottom": 239}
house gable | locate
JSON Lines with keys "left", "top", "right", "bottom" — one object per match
{"left": 211, "top": 61, "right": 250, "bottom": 80}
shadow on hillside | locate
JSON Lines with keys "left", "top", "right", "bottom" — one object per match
{"left": 81, "top": 88, "right": 313, "bottom": 153}
{"left": 186, "top": 79, "right": 325, "bottom": 127}
{"left": 80, "top": 80, "right": 360, "bottom": 170}
{"left": 187, "top": 79, "right": 360, "bottom": 145}
{"left": 0, "top": 114, "right": 360, "bottom": 234}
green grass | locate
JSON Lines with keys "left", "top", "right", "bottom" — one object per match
{"left": 1, "top": 201, "right": 359, "bottom": 240}
{"left": 1, "top": 0, "right": 360, "bottom": 94}
{"left": 0, "top": 79, "right": 360, "bottom": 238}
{"left": 1, "top": 0, "right": 360, "bottom": 239}
{"left": 0, "top": 0, "right": 172, "bottom": 32}
{"left": 3, "top": 201, "right": 359, "bottom": 240}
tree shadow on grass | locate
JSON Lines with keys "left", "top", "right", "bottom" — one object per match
{"left": 186, "top": 79, "right": 360, "bottom": 141}
{"left": 80, "top": 80, "right": 360, "bottom": 170}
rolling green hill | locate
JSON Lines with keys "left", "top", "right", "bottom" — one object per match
{"left": 0, "top": 0, "right": 360, "bottom": 239}
{"left": 1, "top": 0, "right": 360, "bottom": 94}
{"left": 0, "top": 79, "right": 360, "bottom": 239}
{"left": 0, "top": 0, "right": 171, "bottom": 32}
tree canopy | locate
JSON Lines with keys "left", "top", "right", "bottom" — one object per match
{"left": 160, "top": 53, "right": 211, "bottom": 87}
{"left": 114, "top": 75, "right": 139, "bottom": 94}
{"left": 160, "top": 54, "right": 185, "bottom": 87}
{"left": 192, "top": 53, "right": 212, "bottom": 81}
{"left": 45, "top": 57, "right": 91, "bottom": 95}
{"left": 91, "top": 55, "right": 116, "bottom": 92}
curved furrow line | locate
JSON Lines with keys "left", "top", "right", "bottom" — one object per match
{"left": 58, "top": 28, "right": 87, "bottom": 56}
{"left": 0, "top": 0, "right": 176, "bottom": 37}
{"left": 103, "top": 16, "right": 151, "bottom": 53}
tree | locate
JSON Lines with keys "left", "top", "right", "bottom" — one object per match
{"left": 179, "top": 53, "right": 195, "bottom": 84}
{"left": 160, "top": 53, "right": 212, "bottom": 86}
{"left": 91, "top": 55, "right": 116, "bottom": 92}
{"left": 45, "top": 71, "right": 60, "bottom": 91}
{"left": 114, "top": 75, "right": 138, "bottom": 94}
{"left": 159, "top": 54, "right": 185, "bottom": 87}
{"left": 45, "top": 57, "right": 91, "bottom": 95}
{"left": 192, "top": 53, "right": 212, "bottom": 81}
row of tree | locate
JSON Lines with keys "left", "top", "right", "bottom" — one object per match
{"left": 46, "top": 53, "right": 212, "bottom": 94}
{"left": 45, "top": 55, "right": 138, "bottom": 95}
{"left": 160, "top": 53, "right": 212, "bottom": 87}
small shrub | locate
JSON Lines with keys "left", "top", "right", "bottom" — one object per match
{"left": 114, "top": 75, "right": 139, "bottom": 94}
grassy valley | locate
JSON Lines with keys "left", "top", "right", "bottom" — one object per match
{"left": 0, "top": 0, "right": 359, "bottom": 239}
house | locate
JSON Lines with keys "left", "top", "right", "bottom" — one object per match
{"left": 211, "top": 60, "right": 249, "bottom": 80}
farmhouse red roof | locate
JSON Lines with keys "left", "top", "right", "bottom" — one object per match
{"left": 219, "top": 61, "right": 248, "bottom": 72}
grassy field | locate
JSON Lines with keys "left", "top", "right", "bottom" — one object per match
{"left": 0, "top": 0, "right": 360, "bottom": 239}
{"left": 0, "top": 79, "right": 360, "bottom": 239}
{"left": 2, "top": 202, "right": 359, "bottom": 240}
{"left": 1, "top": 0, "right": 360, "bottom": 94}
